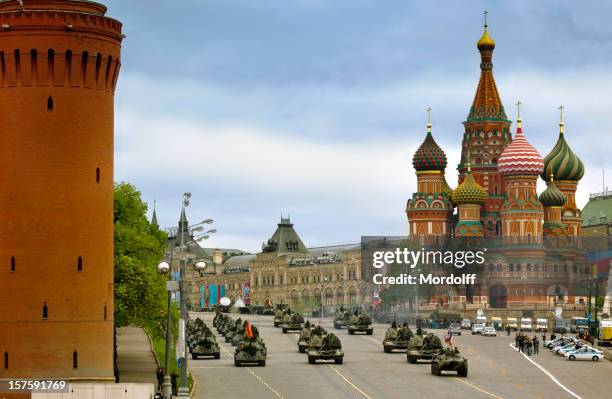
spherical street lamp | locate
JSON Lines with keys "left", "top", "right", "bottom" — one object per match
{"left": 194, "top": 261, "right": 207, "bottom": 272}
{"left": 157, "top": 261, "right": 170, "bottom": 274}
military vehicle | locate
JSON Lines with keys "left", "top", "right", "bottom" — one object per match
{"left": 186, "top": 319, "right": 220, "bottom": 360}
{"left": 274, "top": 307, "right": 290, "bottom": 328}
{"left": 281, "top": 312, "right": 304, "bottom": 334}
{"left": 348, "top": 313, "right": 373, "bottom": 335}
{"left": 297, "top": 322, "right": 315, "bottom": 353}
{"left": 431, "top": 348, "right": 468, "bottom": 377}
{"left": 383, "top": 323, "right": 413, "bottom": 353}
{"left": 225, "top": 318, "right": 242, "bottom": 342}
{"left": 407, "top": 332, "right": 444, "bottom": 363}
{"left": 232, "top": 321, "right": 248, "bottom": 346}
{"left": 213, "top": 312, "right": 223, "bottom": 329}
{"left": 307, "top": 331, "right": 343, "bottom": 364}
{"left": 234, "top": 326, "right": 267, "bottom": 367}
{"left": 219, "top": 316, "right": 233, "bottom": 336}
{"left": 333, "top": 307, "right": 350, "bottom": 329}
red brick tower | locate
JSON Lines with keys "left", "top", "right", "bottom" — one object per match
{"left": 0, "top": 0, "right": 122, "bottom": 380}
{"left": 460, "top": 18, "right": 512, "bottom": 238}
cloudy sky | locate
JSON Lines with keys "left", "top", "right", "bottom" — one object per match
{"left": 108, "top": 0, "right": 612, "bottom": 252}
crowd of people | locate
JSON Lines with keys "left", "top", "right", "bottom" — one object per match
{"left": 515, "top": 333, "right": 540, "bottom": 355}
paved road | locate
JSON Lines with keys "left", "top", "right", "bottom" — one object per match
{"left": 116, "top": 326, "right": 158, "bottom": 385}
{"left": 188, "top": 312, "right": 612, "bottom": 399}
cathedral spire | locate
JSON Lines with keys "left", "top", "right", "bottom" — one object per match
{"left": 151, "top": 200, "right": 159, "bottom": 228}
{"left": 467, "top": 12, "right": 507, "bottom": 122}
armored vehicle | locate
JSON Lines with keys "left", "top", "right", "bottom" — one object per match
{"left": 333, "top": 308, "right": 350, "bottom": 329}
{"left": 348, "top": 313, "right": 373, "bottom": 335}
{"left": 232, "top": 321, "right": 247, "bottom": 346}
{"left": 407, "top": 332, "right": 444, "bottom": 363}
{"left": 219, "top": 316, "right": 233, "bottom": 336}
{"left": 274, "top": 308, "right": 290, "bottom": 328}
{"left": 297, "top": 322, "right": 315, "bottom": 353}
{"left": 190, "top": 331, "right": 221, "bottom": 360}
{"left": 307, "top": 332, "right": 343, "bottom": 364}
{"left": 234, "top": 325, "right": 267, "bottom": 367}
{"left": 431, "top": 348, "right": 468, "bottom": 377}
{"left": 281, "top": 312, "right": 304, "bottom": 334}
{"left": 383, "top": 323, "right": 413, "bottom": 353}
{"left": 225, "top": 318, "right": 242, "bottom": 342}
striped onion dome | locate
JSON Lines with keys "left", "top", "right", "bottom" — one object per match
{"left": 413, "top": 126, "right": 447, "bottom": 172}
{"left": 539, "top": 176, "right": 566, "bottom": 207}
{"left": 497, "top": 119, "right": 544, "bottom": 176}
{"left": 540, "top": 124, "right": 584, "bottom": 182}
{"left": 451, "top": 168, "right": 488, "bottom": 205}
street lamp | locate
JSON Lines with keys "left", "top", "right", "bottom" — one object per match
{"left": 157, "top": 261, "right": 173, "bottom": 399}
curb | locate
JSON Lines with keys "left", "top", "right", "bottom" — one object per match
{"left": 142, "top": 326, "right": 161, "bottom": 367}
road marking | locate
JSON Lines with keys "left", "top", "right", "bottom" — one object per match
{"left": 508, "top": 343, "right": 583, "bottom": 399}
{"left": 453, "top": 377, "right": 504, "bottom": 399}
{"left": 217, "top": 338, "right": 285, "bottom": 399}
{"left": 327, "top": 364, "right": 374, "bottom": 399}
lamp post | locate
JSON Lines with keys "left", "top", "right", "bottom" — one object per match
{"left": 157, "top": 261, "right": 173, "bottom": 399}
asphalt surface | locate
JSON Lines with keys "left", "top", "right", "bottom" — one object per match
{"left": 189, "top": 312, "right": 612, "bottom": 399}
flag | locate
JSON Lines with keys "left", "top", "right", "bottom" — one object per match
{"left": 245, "top": 322, "right": 253, "bottom": 338}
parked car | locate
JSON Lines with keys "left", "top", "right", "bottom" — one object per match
{"left": 471, "top": 323, "right": 485, "bottom": 335}
{"left": 448, "top": 323, "right": 462, "bottom": 336}
{"left": 460, "top": 319, "right": 471, "bottom": 330}
{"left": 554, "top": 342, "right": 580, "bottom": 355}
{"left": 565, "top": 347, "right": 604, "bottom": 361}
{"left": 483, "top": 326, "right": 497, "bottom": 337}
{"left": 545, "top": 337, "right": 576, "bottom": 349}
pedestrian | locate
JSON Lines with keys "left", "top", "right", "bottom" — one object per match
{"left": 533, "top": 335, "right": 539, "bottom": 354}
{"left": 156, "top": 367, "right": 164, "bottom": 390}
{"left": 550, "top": 332, "right": 556, "bottom": 341}
{"left": 542, "top": 333, "right": 546, "bottom": 343}
{"left": 506, "top": 325, "right": 511, "bottom": 336}
{"left": 526, "top": 338, "right": 533, "bottom": 356}
{"left": 170, "top": 369, "right": 178, "bottom": 396}
{"left": 515, "top": 333, "right": 521, "bottom": 351}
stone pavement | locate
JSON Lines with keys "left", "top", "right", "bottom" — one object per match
{"left": 116, "top": 327, "right": 159, "bottom": 386}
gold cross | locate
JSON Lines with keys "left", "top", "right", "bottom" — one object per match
{"left": 516, "top": 101, "right": 522, "bottom": 119}
{"left": 484, "top": 10, "right": 488, "bottom": 28}
{"left": 426, "top": 107, "right": 432, "bottom": 125}
{"left": 558, "top": 105, "right": 564, "bottom": 124}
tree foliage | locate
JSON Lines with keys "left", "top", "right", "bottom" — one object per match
{"left": 114, "top": 182, "right": 169, "bottom": 336}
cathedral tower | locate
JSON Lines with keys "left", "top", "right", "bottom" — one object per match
{"left": 541, "top": 107, "right": 584, "bottom": 237}
{"left": 497, "top": 104, "right": 545, "bottom": 241}
{"left": 0, "top": 0, "right": 123, "bottom": 380}
{"left": 451, "top": 162, "right": 488, "bottom": 237}
{"left": 461, "top": 16, "right": 512, "bottom": 237}
{"left": 406, "top": 110, "right": 453, "bottom": 238}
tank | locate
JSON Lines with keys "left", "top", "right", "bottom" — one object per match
{"left": 186, "top": 319, "right": 220, "bottom": 360}
{"left": 333, "top": 308, "right": 350, "bottom": 329}
{"left": 298, "top": 323, "right": 320, "bottom": 353}
{"left": 274, "top": 308, "right": 289, "bottom": 328}
{"left": 307, "top": 332, "right": 343, "bottom": 364}
{"left": 431, "top": 348, "right": 468, "bottom": 377}
{"left": 281, "top": 312, "right": 304, "bottom": 333}
{"left": 225, "top": 318, "right": 242, "bottom": 342}
{"left": 407, "top": 332, "right": 444, "bottom": 363}
{"left": 348, "top": 314, "right": 373, "bottom": 335}
{"left": 234, "top": 331, "right": 267, "bottom": 367}
{"left": 232, "top": 321, "right": 247, "bottom": 346}
{"left": 383, "top": 324, "right": 413, "bottom": 353}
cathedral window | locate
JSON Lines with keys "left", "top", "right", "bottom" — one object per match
{"left": 73, "top": 350, "right": 78, "bottom": 369}
{"left": 42, "top": 301, "right": 48, "bottom": 320}
{"left": 47, "top": 96, "right": 53, "bottom": 111}
{"left": 10, "top": 256, "right": 15, "bottom": 272}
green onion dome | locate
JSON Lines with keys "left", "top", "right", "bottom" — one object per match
{"left": 413, "top": 129, "right": 448, "bottom": 172}
{"left": 541, "top": 123, "right": 584, "bottom": 182}
{"left": 451, "top": 168, "right": 487, "bottom": 205}
{"left": 539, "top": 175, "right": 566, "bottom": 207}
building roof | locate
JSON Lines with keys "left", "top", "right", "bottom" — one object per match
{"left": 466, "top": 24, "right": 508, "bottom": 122}
{"left": 412, "top": 128, "right": 447, "bottom": 172}
{"left": 541, "top": 120, "right": 584, "bottom": 182}
{"left": 540, "top": 178, "right": 566, "bottom": 207}
{"left": 451, "top": 167, "right": 487, "bottom": 205}
{"left": 582, "top": 192, "right": 612, "bottom": 227}
{"left": 497, "top": 118, "right": 544, "bottom": 176}
{"left": 262, "top": 216, "right": 309, "bottom": 256}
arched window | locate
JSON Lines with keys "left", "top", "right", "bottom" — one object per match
{"left": 77, "top": 256, "right": 83, "bottom": 272}
{"left": 10, "top": 256, "right": 15, "bottom": 272}
{"left": 42, "top": 301, "right": 48, "bottom": 320}
{"left": 73, "top": 350, "right": 78, "bottom": 369}
{"left": 47, "top": 96, "right": 53, "bottom": 111}
{"left": 3, "top": 351, "right": 7, "bottom": 369}
{"left": 96, "top": 167, "right": 100, "bottom": 183}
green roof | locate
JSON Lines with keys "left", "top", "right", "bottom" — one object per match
{"left": 262, "top": 216, "right": 309, "bottom": 256}
{"left": 582, "top": 194, "right": 612, "bottom": 226}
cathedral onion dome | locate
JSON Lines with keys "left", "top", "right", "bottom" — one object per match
{"left": 497, "top": 112, "right": 544, "bottom": 176}
{"left": 412, "top": 114, "right": 447, "bottom": 172}
{"left": 540, "top": 108, "right": 584, "bottom": 182}
{"left": 477, "top": 25, "right": 495, "bottom": 51}
{"left": 451, "top": 166, "right": 487, "bottom": 205}
{"left": 540, "top": 175, "right": 567, "bottom": 207}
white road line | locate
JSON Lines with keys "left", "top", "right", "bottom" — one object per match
{"left": 453, "top": 377, "right": 505, "bottom": 399}
{"left": 327, "top": 364, "right": 374, "bottom": 399}
{"left": 508, "top": 343, "right": 582, "bottom": 399}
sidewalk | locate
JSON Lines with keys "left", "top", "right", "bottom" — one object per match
{"left": 116, "top": 326, "right": 159, "bottom": 385}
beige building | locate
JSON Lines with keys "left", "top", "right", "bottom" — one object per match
{"left": 166, "top": 215, "right": 373, "bottom": 311}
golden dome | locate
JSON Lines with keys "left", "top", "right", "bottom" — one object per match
{"left": 477, "top": 27, "right": 495, "bottom": 51}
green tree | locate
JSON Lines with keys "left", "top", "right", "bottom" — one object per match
{"left": 114, "top": 182, "right": 168, "bottom": 336}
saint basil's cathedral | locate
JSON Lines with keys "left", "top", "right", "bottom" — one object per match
{"left": 406, "top": 20, "right": 590, "bottom": 308}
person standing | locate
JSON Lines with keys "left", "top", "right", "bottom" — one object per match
{"left": 526, "top": 337, "right": 533, "bottom": 356}
{"left": 533, "top": 335, "right": 539, "bottom": 354}
{"left": 515, "top": 333, "right": 521, "bottom": 351}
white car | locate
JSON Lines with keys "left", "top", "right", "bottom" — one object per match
{"left": 471, "top": 324, "right": 485, "bottom": 335}
{"left": 565, "top": 347, "right": 604, "bottom": 361}
{"left": 483, "top": 326, "right": 497, "bottom": 336}
{"left": 461, "top": 319, "right": 471, "bottom": 329}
